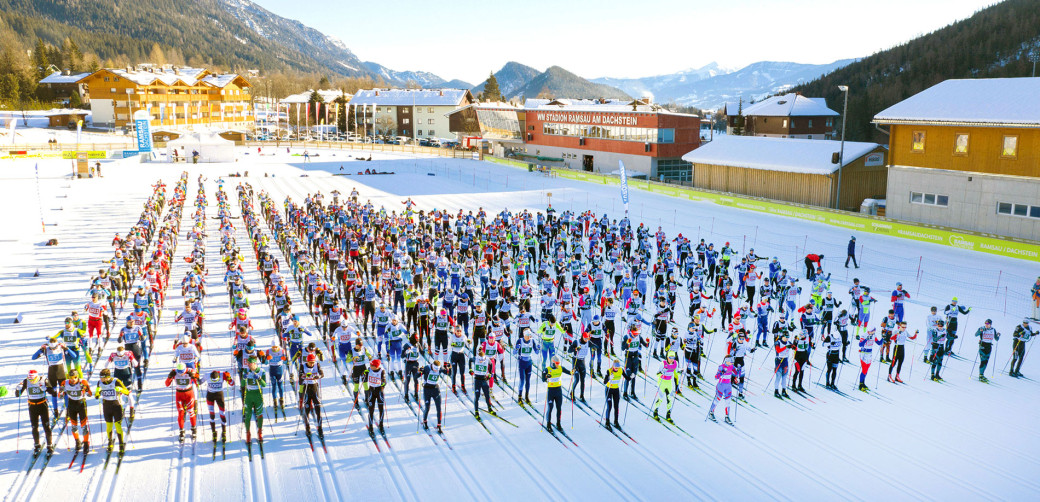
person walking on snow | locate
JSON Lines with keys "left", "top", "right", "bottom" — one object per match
{"left": 1010, "top": 319, "right": 1035, "bottom": 377}
{"left": 845, "top": 236, "right": 858, "bottom": 268}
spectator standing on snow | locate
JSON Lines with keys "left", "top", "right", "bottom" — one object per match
{"left": 845, "top": 236, "right": 858, "bottom": 268}
{"left": 804, "top": 253, "right": 823, "bottom": 281}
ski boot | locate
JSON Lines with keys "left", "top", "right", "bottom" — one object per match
{"left": 257, "top": 429, "right": 264, "bottom": 444}
{"left": 887, "top": 374, "right": 894, "bottom": 383}
{"left": 378, "top": 422, "right": 385, "bottom": 434}
{"left": 613, "top": 419, "right": 621, "bottom": 429}
{"left": 724, "top": 416, "right": 733, "bottom": 425}
{"left": 781, "top": 389, "right": 790, "bottom": 398}
{"left": 525, "top": 396, "right": 532, "bottom": 406}
{"left": 556, "top": 420, "right": 563, "bottom": 432}
{"left": 191, "top": 426, "right": 197, "bottom": 441}
{"left": 179, "top": 429, "right": 185, "bottom": 443}
{"left": 774, "top": 390, "right": 781, "bottom": 398}
{"left": 707, "top": 411, "right": 716, "bottom": 421}
{"left": 797, "top": 384, "right": 805, "bottom": 392}
{"left": 75, "top": 437, "right": 82, "bottom": 451}
{"left": 653, "top": 408, "right": 659, "bottom": 420}
{"left": 279, "top": 398, "right": 285, "bottom": 410}
{"left": 436, "top": 423, "right": 443, "bottom": 433}
{"left": 737, "top": 392, "right": 745, "bottom": 399}
{"left": 461, "top": 385, "right": 467, "bottom": 394}
{"left": 859, "top": 383, "right": 869, "bottom": 391}
{"left": 83, "top": 441, "right": 90, "bottom": 452}
{"left": 118, "top": 440, "right": 125, "bottom": 455}
{"left": 978, "top": 374, "right": 987, "bottom": 383}
{"left": 423, "top": 421, "right": 429, "bottom": 431}
{"left": 545, "top": 422, "right": 553, "bottom": 432}
{"left": 221, "top": 425, "right": 227, "bottom": 442}
{"left": 47, "top": 443, "right": 55, "bottom": 455}
{"left": 665, "top": 411, "right": 672, "bottom": 422}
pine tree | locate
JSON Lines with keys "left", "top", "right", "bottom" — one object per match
{"left": 318, "top": 75, "right": 330, "bottom": 89}
{"left": 479, "top": 72, "right": 503, "bottom": 102}
{"left": 32, "top": 38, "right": 49, "bottom": 82}
{"left": 731, "top": 98, "right": 745, "bottom": 136}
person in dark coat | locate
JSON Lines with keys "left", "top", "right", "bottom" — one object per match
{"left": 845, "top": 236, "right": 859, "bottom": 268}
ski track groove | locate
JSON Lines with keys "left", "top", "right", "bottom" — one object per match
{"left": 390, "top": 379, "right": 488, "bottom": 501}
{"left": 440, "top": 375, "right": 566, "bottom": 500}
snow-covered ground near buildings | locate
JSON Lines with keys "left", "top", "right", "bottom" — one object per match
{"left": 0, "top": 110, "right": 134, "bottom": 146}
{"left": 0, "top": 146, "right": 1038, "bottom": 501}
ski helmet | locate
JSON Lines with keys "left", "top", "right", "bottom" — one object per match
{"left": 667, "top": 351, "right": 677, "bottom": 360}
{"left": 175, "top": 363, "right": 186, "bottom": 372}
{"left": 371, "top": 359, "right": 381, "bottom": 370}
{"left": 306, "top": 353, "right": 317, "bottom": 363}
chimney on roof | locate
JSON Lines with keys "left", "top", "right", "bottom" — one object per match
{"left": 174, "top": 67, "right": 181, "bottom": 75}
{"left": 439, "top": 90, "right": 443, "bottom": 97}
{"left": 374, "top": 90, "right": 379, "bottom": 96}
{"left": 63, "top": 69, "right": 70, "bottom": 76}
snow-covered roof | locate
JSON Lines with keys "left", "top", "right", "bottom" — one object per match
{"left": 40, "top": 71, "right": 91, "bottom": 84}
{"left": 281, "top": 89, "right": 349, "bottom": 104}
{"left": 200, "top": 74, "right": 245, "bottom": 88}
{"left": 104, "top": 67, "right": 209, "bottom": 86}
{"left": 681, "top": 135, "right": 881, "bottom": 175}
{"left": 873, "top": 77, "right": 1040, "bottom": 127}
{"left": 723, "top": 102, "right": 741, "bottom": 116}
{"left": 742, "top": 93, "right": 838, "bottom": 117}
{"left": 350, "top": 88, "right": 470, "bottom": 107}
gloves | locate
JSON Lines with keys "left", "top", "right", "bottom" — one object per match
{"left": 0, "top": 386, "right": 8, "bottom": 398}
{"left": 223, "top": 371, "right": 232, "bottom": 380}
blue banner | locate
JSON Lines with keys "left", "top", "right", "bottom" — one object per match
{"left": 618, "top": 160, "right": 630, "bottom": 214}
{"left": 134, "top": 110, "right": 152, "bottom": 153}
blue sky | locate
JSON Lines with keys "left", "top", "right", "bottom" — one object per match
{"left": 252, "top": 0, "right": 998, "bottom": 84}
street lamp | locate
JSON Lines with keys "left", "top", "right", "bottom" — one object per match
{"left": 835, "top": 85, "right": 849, "bottom": 210}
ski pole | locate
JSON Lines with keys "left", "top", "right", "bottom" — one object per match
{"left": 1002, "top": 339, "right": 1020, "bottom": 375}
{"left": 16, "top": 397, "right": 21, "bottom": 453}
{"left": 568, "top": 365, "right": 575, "bottom": 430}
{"left": 968, "top": 345, "right": 981, "bottom": 378}
{"left": 991, "top": 338, "right": 1000, "bottom": 380}
{"left": 645, "top": 385, "right": 660, "bottom": 421}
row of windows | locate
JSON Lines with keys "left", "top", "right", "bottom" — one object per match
{"left": 417, "top": 130, "right": 436, "bottom": 136}
{"left": 541, "top": 123, "right": 675, "bottom": 143}
{"left": 910, "top": 131, "right": 1019, "bottom": 158}
{"left": 908, "top": 193, "right": 1040, "bottom": 220}
{"left": 997, "top": 202, "right": 1040, "bottom": 219}
{"left": 373, "top": 107, "right": 437, "bottom": 113}
{"left": 760, "top": 117, "right": 833, "bottom": 128}
{"left": 910, "top": 191, "right": 949, "bottom": 207}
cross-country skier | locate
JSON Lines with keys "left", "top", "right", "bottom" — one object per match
{"left": 708, "top": 355, "right": 740, "bottom": 424}
{"left": 856, "top": 329, "right": 882, "bottom": 391}
{"left": 165, "top": 362, "right": 199, "bottom": 442}
{"left": 542, "top": 355, "right": 564, "bottom": 432}
{"left": 1010, "top": 319, "right": 1035, "bottom": 377}
{"left": 96, "top": 368, "right": 130, "bottom": 454}
{"left": 651, "top": 351, "right": 679, "bottom": 421}
{"left": 421, "top": 359, "right": 448, "bottom": 432}
{"left": 240, "top": 357, "right": 268, "bottom": 445}
{"left": 944, "top": 298, "right": 971, "bottom": 356}
{"left": 204, "top": 370, "right": 233, "bottom": 444}
{"left": 14, "top": 370, "right": 56, "bottom": 454}
{"left": 975, "top": 319, "right": 1000, "bottom": 382}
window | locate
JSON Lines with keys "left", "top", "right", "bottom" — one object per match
{"left": 786, "top": 119, "right": 792, "bottom": 128}
{"left": 826, "top": 118, "right": 833, "bottom": 127}
{"left": 402, "top": 118, "right": 410, "bottom": 125}
{"left": 428, "top": 130, "right": 435, "bottom": 136}
{"left": 996, "top": 202, "right": 1040, "bottom": 219}
{"left": 103, "top": 77, "right": 110, "bottom": 82}
{"left": 910, "top": 191, "right": 948, "bottom": 207}
{"left": 954, "top": 133, "right": 969, "bottom": 155}
{"left": 657, "top": 128, "right": 675, "bottom": 143}
{"left": 402, "top": 108, "right": 409, "bottom": 114}
{"left": 417, "top": 130, "right": 423, "bottom": 136}
{"left": 807, "top": 135, "right": 813, "bottom": 140}
{"left": 428, "top": 119, "right": 435, "bottom": 124}
{"left": 428, "top": 107, "right": 433, "bottom": 113}
{"left": 911, "top": 131, "right": 925, "bottom": 152}
{"left": 808, "top": 119, "right": 813, "bottom": 128}
{"left": 1002, "top": 135, "right": 1018, "bottom": 158}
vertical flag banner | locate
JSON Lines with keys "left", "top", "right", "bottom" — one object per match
{"left": 134, "top": 110, "right": 152, "bottom": 153}
{"left": 618, "top": 160, "right": 631, "bottom": 215}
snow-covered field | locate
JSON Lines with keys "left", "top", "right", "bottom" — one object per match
{"left": 1, "top": 147, "right": 1038, "bottom": 501}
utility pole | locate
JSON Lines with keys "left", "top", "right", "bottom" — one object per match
{"left": 835, "top": 85, "right": 849, "bottom": 210}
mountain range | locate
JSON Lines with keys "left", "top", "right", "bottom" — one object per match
{"left": 592, "top": 60, "right": 855, "bottom": 109}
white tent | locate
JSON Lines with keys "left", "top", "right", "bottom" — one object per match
{"left": 165, "top": 131, "right": 235, "bottom": 163}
